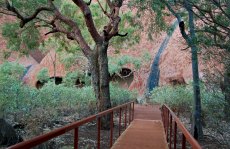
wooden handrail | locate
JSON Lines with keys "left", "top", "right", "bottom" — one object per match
{"left": 8, "top": 101, "right": 135, "bottom": 149}
{"left": 161, "top": 104, "right": 202, "bottom": 149}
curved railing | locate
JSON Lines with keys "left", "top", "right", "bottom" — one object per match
{"left": 161, "top": 104, "right": 202, "bottom": 149}
{"left": 8, "top": 101, "right": 135, "bottom": 149}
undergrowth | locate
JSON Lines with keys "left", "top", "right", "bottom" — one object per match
{"left": 0, "top": 62, "right": 136, "bottom": 138}
{"left": 150, "top": 83, "right": 229, "bottom": 148}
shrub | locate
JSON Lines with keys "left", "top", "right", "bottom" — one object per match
{"left": 0, "top": 64, "right": 135, "bottom": 119}
{"left": 150, "top": 83, "right": 226, "bottom": 121}
{"left": 110, "top": 83, "right": 137, "bottom": 106}
{"left": 150, "top": 84, "right": 193, "bottom": 113}
{"left": 149, "top": 83, "right": 229, "bottom": 145}
{"left": 0, "top": 62, "right": 136, "bottom": 138}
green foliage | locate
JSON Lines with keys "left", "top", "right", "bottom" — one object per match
{"left": 111, "top": 11, "right": 141, "bottom": 49}
{"left": 150, "top": 84, "right": 193, "bottom": 113}
{"left": 2, "top": 0, "right": 141, "bottom": 58}
{"left": 142, "top": 51, "right": 152, "bottom": 62}
{"left": 150, "top": 83, "right": 226, "bottom": 123}
{"left": 0, "top": 62, "right": 26, "bottom": 118}
{"left": 0, "top": 62, "right": 25, "bottom": 79}
{"left": 37, "top": 68, "right": 49, "bottom": 83}
{"left": 62, "top": 71, "right": 79, "bottom": 87}
{"left": 62, "top": 71, "right": 91, "bottom": 87}
{"left": 0, "top": 62, "right": 135, "bottom": 119}
{"left": 110, "top": 83, "right": 137, "bottom": 106}
{"left": 2, "top": 23, "right": 21, "bottom": 51}
{"left": 2, "top": 22, "right": 40, "bottom": 54}
{"left": 128, "top": 0, "right": 168, "bottom": 40}
{"left": 109, "top": 55, "right": 141, "bottom": 74}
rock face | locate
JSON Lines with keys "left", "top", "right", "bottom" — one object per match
{"left": 0, "top": 11, "right": 222, "bottom": 95}
{"left": 0, "top": 118, "right": 23, "bottom": 147}
{"left": 158, "top": 26, "right": 204, "bottom": 86}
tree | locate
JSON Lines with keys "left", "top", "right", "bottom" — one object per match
{"left": 187, "top": 0, "right": 230, "bottom": 120}
{"left": 129, "top": 0, "right": 203, "bottom": 140}
{"left": 163, "top": 0, "right": 203, "bottom": 140}
{"left": 0, "top": 0, "right": 130, "bottom": 129}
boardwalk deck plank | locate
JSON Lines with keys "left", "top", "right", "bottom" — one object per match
{"left": 112, "top": 104, "right": 168, "bottom": 149}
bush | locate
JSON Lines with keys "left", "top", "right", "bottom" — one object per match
{"left": 149, "top": 83, "right": 226, "bottom": 128}
{"left": 150, "top": 84, "right": 193, "bottom": 113}
{"left": 110, "top": 83, "right": 137, "bottom": 106}
{"left": 0, "top": 62, "right": 136, "bottom": 138}
{"left": 0, "top": 62, "right": 135, "bottom": 119}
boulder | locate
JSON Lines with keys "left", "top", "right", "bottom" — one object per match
{"left": 0, "top": 118, "right": 23, "bottom": 147}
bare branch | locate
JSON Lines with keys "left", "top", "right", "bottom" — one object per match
{"left": 45, "top": 29, "right": 58, "bottom": 36}
{"left": 96, "top": 0, "right": 110, "bottom": 17}
{"left": 192, "top": 3, "right": 230, "bottom": 32}
{"left": 0, "top": 8, "right": 16, "bottom": 16}
{"left": 211, "top": 0, "right": 230, "bottom": 20}
{"left": 115, "top": 32, "right": 128, "bottom": 37}
{"left": 181, "top": 46, "right": 190, "bottom": 51}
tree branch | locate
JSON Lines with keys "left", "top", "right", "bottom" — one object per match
{"left": 0, "top": 7, "right": 16, "bottom": 16}
{"left": 53, "top": 8, "right": 92, "bottom": 57}
{"left": 163, "top": 1, "right": 190, "bottom": 43}
{"left": 106, "top": 0, "right": 113, "bottom": 9}
{"left": 96, "top": 0, "right": 110, "bottom": 17}
{"left": 85, "top": 0, "right": 92, "bottom": 6}
{"left": 5, "top": 0, "right": 53, "bottom": 28}
{"left": 211, "top": 0, "right": 230, "bottom": 20}
{"left": 72, "top": 0, "right": 103, "bottom": 43}
{"left": 181, "top": 46, "right": 190, "bottom": 51}
{"left": 45, "top": 29, "right": 58, "bottom": 36}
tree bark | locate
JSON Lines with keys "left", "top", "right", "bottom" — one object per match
{"left": 190, "top": 44, "right": 203, "bottom": 140}
{"left": 90, "top": 42, "right": 111, "bottom": 129}
{"left": 185, "top": 0, "right": 203, "bottom": 140}
{"left": 223, "top": 64, "right": 230, "bottom": 121}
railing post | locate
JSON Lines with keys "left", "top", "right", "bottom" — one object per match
{"left": 119, "top": 108, "right": 122, "bottom": 136}
{"left": 132, "top": 102, "right": 135, "bottom": 121}
{"left": 167, "top": 109, "right": 169, "bottom": 142}
{"left": 174, "top": 121, "right": 177, "bottom": 149}
{"left": 164, "top": 107, "right": 166, "bottom": 132}
{"left": 182, "top": 134, "right": 186, "bottom": 149}
{"left": 169, "top": 115, "right": 172, "bottom": 149}
{"left": 163, "top": 107, "right": 166, "bottom": 133}
{"left": 97, "top": 117, "right": 101, "bottom": 149}
{"left": 110, "top": 112, "right": 114, "bottom": 147}
{"left": 74, "top": 127, "right": 79, "bottom": 149}
{"left": 129, "top": 103, "right": 131, "bottom": 124}
{"left": 162, "top": 106, "right": 164, "bottom": 128}
{"left": 124, "top": 105, "right": 127, "bottom": 129}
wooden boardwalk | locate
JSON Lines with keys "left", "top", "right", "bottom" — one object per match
{"left": 112, "top": 104, "right": 168, "bottom": 149}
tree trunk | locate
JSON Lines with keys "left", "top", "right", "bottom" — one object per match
{"left": 191, "top": 45, "right": 203, "bottom": 140}
{"left": 186, "top": 1, "right": 203, "bottom": 140}
{"left": 224, "top": 64, "right": 230, "bottom": 121}
{"left": 90, "top": 42, "right": 111, "bottom": 129}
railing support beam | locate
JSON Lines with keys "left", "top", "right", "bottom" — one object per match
{"left": 161, "top": 105, "right": 201, "bottom": 149}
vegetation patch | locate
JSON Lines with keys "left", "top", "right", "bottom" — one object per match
{"left": 149, "top": 83, "right": 229, "bottom": 148}
{"left": 0, "top": 62, "right": 136, "bottom": 146}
